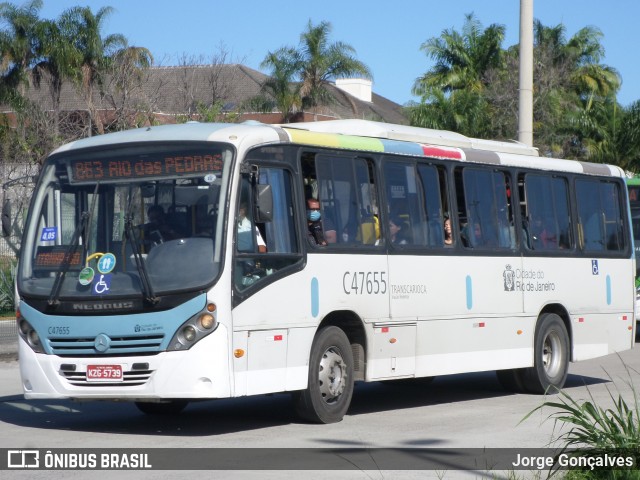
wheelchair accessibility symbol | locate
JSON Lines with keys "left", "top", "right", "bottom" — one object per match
{"left": 92, "top": 274, "right": 112, "bottom": 295}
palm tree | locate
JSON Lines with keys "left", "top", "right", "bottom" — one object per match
{"left": 32, "top": 17, "right": 80, "bottom": 139}
{"left": 0, "top": 0, "right": 43, "bottom": 99}
{"left": 617, "top": 101, "right": 640, "bottom": 170}
{"left": 533, "top": 21, "right": 621, "bottom": 159}
{"left": 108, "top": 45, "right": 153, "bottom": 130}
{"left": 262, "top": 20, "right": 371, "bottom": 120}
{"left": 407, "top": 88, "right": 491, "bottom": 138}
{"left": 411, "top": 13, "right": 504, "bottom": 136}
{"left": 413, "top": 13, "right": 505, "bottom": 98}
{"left": 296, "top": 20, "right": 371, "bottom": 110}
{"left": 535, "top": 21, "right": 620, "bottom": 105}
{"left": 58, "top": 5, "right": 127, "bottom": 135}
{"left": 260, "top": 49, "right": 301, "bottom": 122}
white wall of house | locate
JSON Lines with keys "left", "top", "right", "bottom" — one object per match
{"left": 335, "top": 78, "right": 373, "bottom": 103}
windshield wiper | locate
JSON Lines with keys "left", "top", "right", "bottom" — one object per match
{"left": 47, "top": 183, "right": 99, "bottom": 308}
{"left": 123, "top": 187, "right": 158, "bottom": 305}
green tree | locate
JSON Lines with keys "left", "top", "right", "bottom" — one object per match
{"left": 575, "top": 100, "right": 640, "bottom": 170}
{"left": 0, "top": 0, "right": 42, "bottom": 97}
{"left": 259, "top": 49, "right": 301, "bottom": 122}
{"left": 411, "top": 13, "right": 504, "bottom": 136}
{"left": 0, "top": 0, "right": 55, "bottom": 164}
{"left": 532, "top": 21, "right": 621, "bottom": 158}
{"left": 413, "top": 13, "right": 505, "bottom": 97}
{"left": 407, "top": 88, "right": 491, "bottom": 138}
{"left": 58, "top": 5, "right": 127, "bottom": 135}
{"left": 296, "top": 20, "right": 371, "bottom": 110}
{"left": 107, "top": 45, "right": 153, "bottom": 130}
{"left": 31, "top": 17, "right": 80, "bottom": 140}
{"left": 261, "top": 20, "right": 371, "bottom": 119}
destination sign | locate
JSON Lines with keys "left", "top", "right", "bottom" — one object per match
{"left": 68, "top": 153, "right": 224, "bottom": 183}
{"left": 34, "top": 246, "right": 83, "bottom": 271}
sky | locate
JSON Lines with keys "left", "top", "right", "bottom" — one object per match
{"left": 32, "top": 0, "right": 640, "bottom": 108}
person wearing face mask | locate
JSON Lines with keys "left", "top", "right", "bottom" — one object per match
{"left": 306, "top": 198, "right": 336, "bottom": 246}
{"left": 306, "top": 198, "right": 326, "bottom": 246}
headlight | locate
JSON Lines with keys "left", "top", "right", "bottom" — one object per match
{"left": 16, "top": 314, "right": 44, "bottom": 354}
{"left": 181, "top": 325, "right": 197, "bottom": 342}
{"left": 169, "top": 303, "right": 218, "bottom": 350}
{"left": 28, "top": 329, "right": 41, "bottom": 348}
{"left": 198, "top": 313, "right": 215, "bottom": 330}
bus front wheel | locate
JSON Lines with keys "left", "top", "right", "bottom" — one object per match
{"left": 521, "top": 313, "right": 570, "bottom": 394}
{"left": 293, "top": 326, "right": 354, "bottom": 424}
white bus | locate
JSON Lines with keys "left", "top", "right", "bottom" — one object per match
{"left": 10, "top": 119, "right": 635, "bottom": 423}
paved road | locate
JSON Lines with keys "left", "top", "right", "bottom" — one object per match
{"left": 0, "top": 338, "right": 638, "bottom": 479}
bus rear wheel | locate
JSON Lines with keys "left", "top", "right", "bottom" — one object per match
{"left": 293, "top": 326, "right": 354, "bottom": 424}
{"left": 135, "top": 400, "right": 188, "bottom": 415}
{"left": 521, "top": 313, "right": 569, "bottom": 394}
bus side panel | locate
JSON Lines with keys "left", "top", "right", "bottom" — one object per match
{"left": 388, "top": 255, "right": 523, "bottom": 318}
{"left": 231, "top": 254, "right": 388, "bottom": 395}
{"left": 521, "top": 257, "right": 634, "bottom": 360}
{"left": 386, "top": 254, "right": 530, "bottom": 377}
{"left": 413, "top": 318, "right": 534, "bottom": 377}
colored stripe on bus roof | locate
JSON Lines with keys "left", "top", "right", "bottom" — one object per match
{"left": 284, "top": 127, "right": 464, "bottom": 160}
{"left": 421, "top": 144, "right": 463, "bottom": 159}
{"left": 285, "top": 129, "right": 384, "bottom": 151}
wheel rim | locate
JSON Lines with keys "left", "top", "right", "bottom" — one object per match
{"left": 318, "top": 346, "right": 347, "bottom": 405}
{"left": 542, "top": 329, "right": 563, "bottom": 378}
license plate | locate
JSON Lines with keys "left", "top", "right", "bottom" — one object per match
{"left": 86, "top": 364, "right": 123, "bottom": 382}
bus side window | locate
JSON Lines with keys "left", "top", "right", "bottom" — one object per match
{"left": 576, "top": 179, "right": 625, "bottom": 253}
{"left": 309, "top": 154, "right": 380, "bottom": 247}
{"left": 417, "top": 163, "right": 447, "bottom": 247}
{"left": 455, "top": 167, "right": 513, "bottom": 249}
{"left": 522, "top": 173, "right": 572, "bottom": 252}
{"left": 234, "top": 167, "right": 300, "bottom": 292}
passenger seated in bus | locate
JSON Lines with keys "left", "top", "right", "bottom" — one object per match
{"left": 530, "top": 217, "right": 557, "bottom": 250}
{"left": 389, "top": 215, "right": 409, "bottom": 245}
{"left": 461, "top": 221, "right": 487, "bottom": 248}
{"left": 356, "top": 210, "right": 378, "bottom": 245}
{"left": 237, "top": 203, "right": 266, "bottom": 252}
{"left": 307, "top": 198, "right": 335, "bottom": 245}
{"left": 443, "top": 217, "right": 453, "bottom": 246}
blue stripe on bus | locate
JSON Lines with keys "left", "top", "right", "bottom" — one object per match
{"left": 465, "top": 275, "right": 473, "bottom": 310}
{"left": 606, "top": 274, "right": 611, "bottom": 305}
{"left": 379, "top": 139, "right": 425, "bottom": 156}
{"left": 19, "top": 294, "right": 207, "bottom": 355}
{"left": 311, "top": 277, "right": 319, "bottom": 317}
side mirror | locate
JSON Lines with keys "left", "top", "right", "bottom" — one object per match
{"left": 255, "top": 184, "right": 273, "bottom": 223}
{"left": 1, "top": 198, "right": 11, "bottom": 237}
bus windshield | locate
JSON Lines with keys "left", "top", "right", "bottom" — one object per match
{"left": 17, "top": 142, "right": 233, "bottom": 310}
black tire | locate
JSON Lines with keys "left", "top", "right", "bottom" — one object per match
{"left": 135, "top": 400, "right": 188, "bottom": 415}
{"left": 293, "top": 326, "right": 354, "bottom": 424}
{"left": 520, "top": 313, "right": 570, "bottom": 394}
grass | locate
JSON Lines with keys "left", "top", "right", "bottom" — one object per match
{"left": 524, "top": 360, "right": 640, "bottom": 479}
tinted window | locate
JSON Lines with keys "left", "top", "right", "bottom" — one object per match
{"left": 576, "top": 179, "right": 625, "bottom": 252}
{"left": 522, "top": 174, "right": 572, "bottom": 251}
{"left": 456, "top": 168, "right": 514, "bottom": 249}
